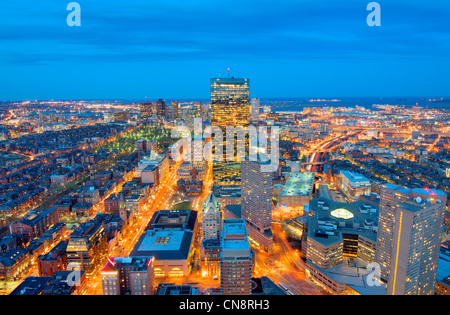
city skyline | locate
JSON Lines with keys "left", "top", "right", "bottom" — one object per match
{"left": 1, "top": 0, "right": 450, "bottom": 300}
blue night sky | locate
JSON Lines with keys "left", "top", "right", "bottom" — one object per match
{"left": 0, "top": 0, "right": 449, "bottom": 100}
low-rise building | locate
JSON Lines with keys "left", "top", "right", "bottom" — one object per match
{"left": 337, "top": 170, "right": 372, "bottom": 201}
{"left": 0, "top": 247, "right": 30, "bottom": 281}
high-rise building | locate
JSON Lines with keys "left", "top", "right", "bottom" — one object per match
{"left": 101, "top": 256, "right": 154, "bottom": 295}
{"left": 241, "top": 159, "right": 273, "bottom": 253}
{"left": 210, "top": 77, "right": 250, "bottom": 129}
{"left": 172, "top": 101, "right": 180, "bottom": 119}
{"left": 140, "top": 102, "right": 153, "bottom": 120}
{"left": 250, "top": 98, "right": 260, "bottom": 119}
{"left": 375, "top": 184, "right": 447, "bottom": 295}
{"left": 210, "top": 77, "right": 250, "bottom": 185}
{"left": 220, "top": 219, "right": 252, "bottom": 295}
{"left": 156, "top": 99, "right": 167, "bottom": 118}
{"left": 202, "top": 193, "right": 222, "bottom": 241}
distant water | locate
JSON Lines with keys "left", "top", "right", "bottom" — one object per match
{"left": 261, "top": 97, "right": 450, "bottom": 112}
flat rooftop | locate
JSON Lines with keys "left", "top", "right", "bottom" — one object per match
{"left": 311, "top": 257, "right": 387, "bottom": 295}
{"left": 146, "top": 210, "right": 197, "bottom": 232}
{"left": 307, "top": 197, "right": 379, "bottom": 247}
{"left": 340, "top": 170, "right": 370, "bottom": 183}
{"left": 222, "top": 219, "right": 250, "bottom": 251}
{"left": 131, "top": 230, "right": 193, "bottom": 261}
{"left": 280, "top": 171, "right": 314, "bottom": 197}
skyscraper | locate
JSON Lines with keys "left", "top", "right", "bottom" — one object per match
{"left": 210, "top": 77, "right": 250, "bottom": 129}
{"left": 220, "top": 219, "right": 252, "bottom": 295}
{"left": 156, "top": 98, "right": 167, "bottom": 118}
{"left": 250, "top": 98, "right": 260, "bottom": 119}
{"left": 210, "top": 77, "right": 250, "bottom": 185}
{"left": 241, "top": 159, "right": 273, "bottom": 253}
{"left": 375, "top": 184, "right": 447, "bottom": 295}
{"left": 172, "top": 101, "right": 180, "bottom": 119}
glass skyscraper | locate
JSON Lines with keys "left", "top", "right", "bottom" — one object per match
{"left": 210, "top": 77, "right": 250, "bottom": 129}
{"left": 210, "top": 77, "right": 250, "bottom": 185}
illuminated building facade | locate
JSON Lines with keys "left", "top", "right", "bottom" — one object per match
{"left": 201, "top": 194, "right": 222, "bottom": 278}
{"left": 101, "top": 256, "right": 154, "bottom": 295}
{"left": 210, "top": 77, "right": 250, "bottom": 185}
{"left": 137, "top": 149, "right": 169, "bottom": 182}
{"left": 66, "top": 221, "right": 108, "bottom": 275}
{"left": 304, "top": 197, "right": 380, "bottom": 294}
{"left": 113, "top": 111, "right": 128, "bottom": 123}
{"left": 130, "top": 230, "right": 194, "bottom": 278}
{"left": 375, "top": 184, "right": 447, "bottom": 295}
{"left": 250, "top": 97, "right": 260, "bottom": 119}
{"left": 202, "top": 193, "right": 222, "bottom": 241}
{"left": 172, "top": 101, "right": 180, "bottom": 119}
{"left": 241, "top": 159, "right": 273, "bottom": 253}
{"left": 220, "top": 219, "right": 252, "bottom": 295}
{"left": 337, "top": 170, "right": 372, "bottom": 201}
{"left": 140, "top": 102, "right": 153, "bottom": 120}
{"left": 131, "top": 210, "right": 197, "bottom": 278}
{"left": 156, "top": 98, "right": 167, "bottom": 118}
{"left": 210, "top": 77, "right": 250, "bottom": 129}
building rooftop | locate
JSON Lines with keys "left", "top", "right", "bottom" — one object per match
{"left": 340, "top": 170, "right": 370, "bottom": 183}
{"left": 146, "top": 209, "right": 197, "bottom": 232}
{"left": 313, "top": 257, "right": 387, "bottom": 295}
{"left": 307, "top": 197, "right": 379, "bottom": 247}
{"left": 251, "top": 277, "right": 288, "bottom": 295}
{"left": 131, "top": 230, "right": 193, "bottom": 261}
{"left": 155, "top": 283, "right": 198, "bottom": 295}
{"left": 222, "top": 219, "right": 250, "bottom": 251}
{"left": 280, "top": 171, "right": 314, "bottom": 197}
{"left": 101, "top": 256, "right": 153, "bottom": 273}
{"left": 9, "top": 276, "right": 51, "bottom": 295}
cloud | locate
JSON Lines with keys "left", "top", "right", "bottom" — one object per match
{"left": 0, "top": 0, "right": 449, "bottom": 99}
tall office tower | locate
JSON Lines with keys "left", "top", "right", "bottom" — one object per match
{"left": 101, "top": 256, "right": 154, "bottom": 295}
{"left": 250, "top": 98, "right": 260, "bottom": 119}
{"left": 202, "top": 193, "right": 222, "bottom": 241}
{"left": 140, "top": 102, "right": 153, "bottom": 120}
{"left": 156, "top": 98, "right": 167, "bottom": 118}
{"left": 172, "top": 101, "right": 179, "bottom": 119}
{"left": 220, "top": 219, "right": 252, "bottom": 295}
{"left": 210, "top": 77, "right": 250, "bottom": 185}
{"left": 375, "top": 184, "right": 447, "bottom": 295}
{"left": 241, "top": 159, "right": 273, "bottom": 253}
{"left": 201, "top": 193, "right": 222, "bottom": 278}
{"left": 211, "top": 77, "right": 250, "bottom": 129}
